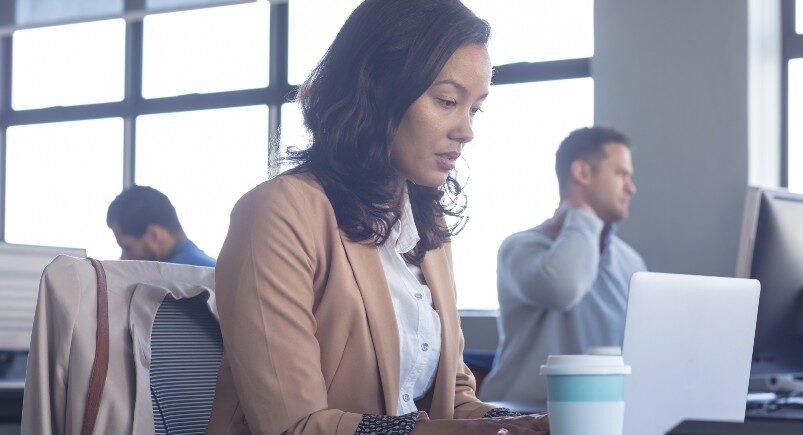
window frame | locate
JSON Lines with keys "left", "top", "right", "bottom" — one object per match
{"left": 0, "top": 2, "right": 592, "bottom": 311}
{"left": 783, "top": 0, "right": 802, "bottom": 188}
{"left": 0, "top": 2, "right": 289, "bottom": 241}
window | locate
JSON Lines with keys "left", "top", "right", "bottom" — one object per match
{"left": 288, "top": 0, "right": 363, "bottom": 85}
{"left": 142, "top": 1, "right": 269, "bottom": 98}
{"left": 787, "top": 1, "right": 803, "bottom": 192}
{"left": 0, "top": 1, "right": 277, "bottom": 258}
{"left": 278, "top": 1, "right": 595, "bottom": 309}
{"left": 13, "top": 0, "right": 124, "bottom": 32}
{"left": 12, "top": 19, "right": 125, "bottom": 110}
{"left": 5, "top": 118, "right": 123, "bottom": 259}
{"left": 451, "top": 78, "right": 594, "bottom": 309}
{"left": 797, "top": 0, "right": 803, "bottom": 34}
{"left": 136, "top": 106, "right": 269, "bottom": 257}
{"left": 790, "top": 59, "right": 803, "bottom": 191}
{"left": 1, "top": 1, "right": 594, "bottom": 310}
{"left": 278, "top": 101, "right": 309, "bottom": 173}
{"left": 462, "top": 0, "right": 593, "bottom": 65}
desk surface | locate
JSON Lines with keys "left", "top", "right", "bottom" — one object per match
{"left": 670, "top": 419, "right": 803, "bottom": 434}
{"left": 484, "top": 401, "right": 547, "bottom": 414}
{"left": 487, "top": 398, "right": 803, "bottom": 422}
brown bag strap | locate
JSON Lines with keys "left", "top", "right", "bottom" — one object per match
{"left": 81, "top": 258, "right": 109, "bottom": 435}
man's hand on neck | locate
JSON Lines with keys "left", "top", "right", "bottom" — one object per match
{"left": 546, "top": 196, "right": 595, "bottom": 239}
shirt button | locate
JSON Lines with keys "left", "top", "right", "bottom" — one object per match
{"left": 421, "top": 343, "right": 429, "bottom": 351}
{"left": 415, "top": 293, "right": 423, "bottom": 300}
{"left": 402, "top": 394, "right": 410, "bottom": 402}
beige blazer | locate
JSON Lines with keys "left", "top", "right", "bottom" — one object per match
{"left": 206, "top": 173, "right": 494, "bottom": 434}
{"left": 22, "top": 256, "right": 216, "bottom": 435}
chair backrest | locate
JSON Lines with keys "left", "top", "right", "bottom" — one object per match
{"left": 150, "top": 294, "right": 223, "bottom": 435}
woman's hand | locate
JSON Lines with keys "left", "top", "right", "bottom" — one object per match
{"left": 487, "top": 414, "right": 549, "bottom": 434}
{"left": 411, "top": 414, "right": 549, "bottom": 435}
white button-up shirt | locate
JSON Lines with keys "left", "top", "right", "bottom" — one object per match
{"left": 378, "top": 189, "right": 442, "bottom": 415}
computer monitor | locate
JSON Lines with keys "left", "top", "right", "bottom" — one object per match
{"left": 736, "top": 187, "right": 803, "bottom": 375}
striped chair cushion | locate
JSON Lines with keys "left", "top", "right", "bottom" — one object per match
{"left": 150, "top": 294, "right": 223, "bottom": 435}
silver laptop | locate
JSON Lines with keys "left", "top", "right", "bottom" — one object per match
{"left": 622, "top": 272, "right": 760, "bottom": 435}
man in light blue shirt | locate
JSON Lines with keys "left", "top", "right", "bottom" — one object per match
{"left": 480, "top": 126, "right": 646, "bottom": 402}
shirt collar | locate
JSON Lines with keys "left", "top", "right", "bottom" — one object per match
{"left": 166, "top": 238, "right": 195, "bottom": 262}
{"left": 387, "top": 187, "right": 420, "bottom": 254}
{"left": 601, "top": 223, "right": 618, "bottom": 257}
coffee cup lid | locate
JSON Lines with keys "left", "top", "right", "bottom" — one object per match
{"left": 539, "top": 354, "right": 631, "bottom": 376}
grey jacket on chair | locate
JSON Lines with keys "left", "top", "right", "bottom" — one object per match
{"left": 21, "top": 256, "right": 217, "bottom": 435}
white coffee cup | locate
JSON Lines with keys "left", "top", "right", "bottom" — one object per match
{"left": 586, "top": 346, "right": 622, "bottom": 356}
{"left": 540, "top": 355, "right": 631, "bottom": 435}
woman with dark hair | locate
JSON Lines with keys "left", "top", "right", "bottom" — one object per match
{"left": 206, "top": 1, "right": 549, "bottom": 433}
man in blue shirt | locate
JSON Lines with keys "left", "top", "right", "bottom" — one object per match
{"left": 106, "top": 185, "right": 216, "bottom": 267}
{"left": 480, "top": 126, "right": 646, "bottom": 402}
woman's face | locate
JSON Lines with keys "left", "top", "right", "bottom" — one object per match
{"left": 390, "top": 43, "right": 492, "bottom": 188}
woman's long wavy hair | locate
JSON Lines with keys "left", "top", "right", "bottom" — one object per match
{"left": 285, "top": 0, "right": 490, "bottom": 264}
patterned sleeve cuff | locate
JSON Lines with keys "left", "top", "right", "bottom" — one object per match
{"left": 483, "top": 407, "right": 524, "bottom": 419}
{"left": 355, "top": 412, "right": 419, "bottom": 434}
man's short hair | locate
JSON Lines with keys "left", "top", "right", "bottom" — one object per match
{"left": 106, "top": 185, "right": 183, "bottom": 237}
{"left": 555, "top": 126, "right": 631, "bottom": 194}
